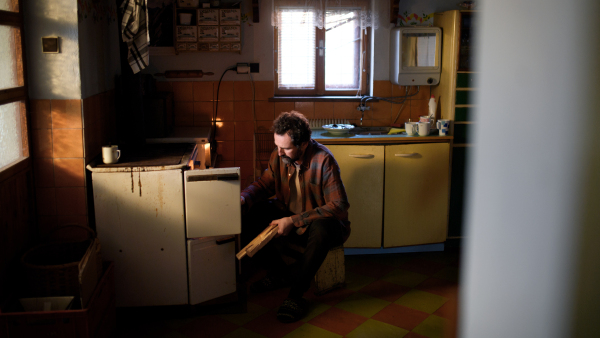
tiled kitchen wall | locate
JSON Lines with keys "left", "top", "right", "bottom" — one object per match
{"left": 29, "top": 91, "right": 115, "bottom": 234}
{"left": 157, "top": 80, "right": 431, "bottom": 188}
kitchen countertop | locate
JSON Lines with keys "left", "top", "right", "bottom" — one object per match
{"left": 311, "top": 129, "right": 453, "bottom": 144}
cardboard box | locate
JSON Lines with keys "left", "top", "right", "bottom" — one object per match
{"left": 0, "top": 262, "right": 116, "bottom": 338}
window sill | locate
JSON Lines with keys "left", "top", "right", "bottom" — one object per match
{"left": 268, "top": 96, "right": 379, "bottom": 102}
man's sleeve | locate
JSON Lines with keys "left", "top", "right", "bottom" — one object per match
{"left": 290, "top": 155, "right": 349, "bottom": 228}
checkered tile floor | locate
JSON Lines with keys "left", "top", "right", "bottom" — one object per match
{"left": 114, "top": 250, "right": 460, "bottom": 338}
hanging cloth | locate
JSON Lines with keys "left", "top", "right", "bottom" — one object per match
{"left": 120, "top": 0, "right": 150, "bottom": 74}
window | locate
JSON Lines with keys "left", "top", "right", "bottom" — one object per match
{"left": 272, "top": 0, "right": 376, "bottom": 96}
{"left": 0, "top": 0, "right": 29, "bottom": 171}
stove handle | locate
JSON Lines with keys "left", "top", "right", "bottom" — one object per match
{"left": 216, "top": 236, "right": 236, "bottom": 245}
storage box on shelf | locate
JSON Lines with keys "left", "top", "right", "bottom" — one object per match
{"left": 0, "top": 262, "right": 116, "bottom": 338}
{"left": 174, "top": 1, "right": 241, "bottom": 53}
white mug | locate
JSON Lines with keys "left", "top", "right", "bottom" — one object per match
{"left": 417, "top": 122, "right": 430, "bottom": 136}
{"left": 437, "top": 119, "right": 451, "bottom": 136}
{"left": 405, "top": 122, "right": 419, "bottom": 136}
{"left": 102, "top": 145, "right": 120, "bottom": 164}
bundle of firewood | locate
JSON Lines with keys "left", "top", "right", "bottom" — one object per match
{"left": 236, "top": 223, "right": 279, "bottom": 260}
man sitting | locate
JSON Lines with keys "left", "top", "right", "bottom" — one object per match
{"left": 240, "top": 111, "right": 351, "bottom": 323}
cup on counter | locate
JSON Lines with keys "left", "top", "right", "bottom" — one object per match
{"left": 436, "top": 119, "right": 451, "bottom": 136}
{"left": 419, "top": 116, "right": 431, "bottom": 123}
{"left": 405, "top": 122, "right": 419, "bottom": 136}
{"left": 102, "top": 145, "right": 121, "bottom": 164}
{"left": 417, "top": 122, "right": 431, "bottom": 136}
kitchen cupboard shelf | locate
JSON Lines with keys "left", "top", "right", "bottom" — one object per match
{"left": 453, "top": 143, "right": 473, "bottom": 147}
{"left": 173, "top": 3, "right": 242, "bottom": 54}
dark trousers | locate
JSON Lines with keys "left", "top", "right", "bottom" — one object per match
{"left": 241, "top": 200, "right": 343, "bottom": 299}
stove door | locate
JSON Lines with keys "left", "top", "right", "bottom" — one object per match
{"left": 184, "top": 167, "right": 241, "bottom": 238}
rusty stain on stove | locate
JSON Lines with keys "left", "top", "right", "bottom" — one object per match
{"left": 138, "top": 171, "right": 142, "bottom": 196}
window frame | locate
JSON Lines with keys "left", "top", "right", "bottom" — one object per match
{"left": 273, "top": 9, "right": 370, "bottom": 97}
{"left": 0, "top": 1, "right": 31, "bottom": 176}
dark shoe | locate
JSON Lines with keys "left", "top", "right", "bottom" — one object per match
{"left": 249, "top": 275, "right": 287, "bottom": 294}
{"left": 276, "top": 298, "right": 309, "bottom": 323}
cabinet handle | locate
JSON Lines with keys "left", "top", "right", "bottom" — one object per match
{"left": 349, "top": 154, "right": 374, "bottom": 158}
{"left": 395, "top": 153, "right": 418, "bottom": 157}
{"left": 216, "top": 236, "right": 236, "bottom": 245}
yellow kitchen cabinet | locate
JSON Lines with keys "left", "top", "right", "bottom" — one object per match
{"left": 326, "top": 145, "right": 384, "bottom": 248}
{"left": 383, "top": 143, "right": 450, "bottom": 247}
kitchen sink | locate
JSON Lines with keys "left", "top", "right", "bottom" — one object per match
{"left": 354, "top": 127, "right": 391, "bottom": 136}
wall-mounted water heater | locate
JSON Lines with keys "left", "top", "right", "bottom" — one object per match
{"left": 390, "top": 27, "right": 442, "bottom": 86}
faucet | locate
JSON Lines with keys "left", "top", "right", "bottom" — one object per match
{"left": 356, "top": 104, "right": 370, "bottom": 126}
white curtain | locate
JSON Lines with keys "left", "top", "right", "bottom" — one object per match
{"left": 271, "top": 0, "right": 378, "bottom": 30}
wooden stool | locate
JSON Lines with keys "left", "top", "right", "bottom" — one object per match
{"left": 281, "top": 243, "right": 345, "bottom": 295}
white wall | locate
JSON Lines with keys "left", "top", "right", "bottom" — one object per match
{"left": 24, "top": 0, "right": 82, "bottom": 99}
{"left": 460, "top": 0, "right": 600, "bottom": 337}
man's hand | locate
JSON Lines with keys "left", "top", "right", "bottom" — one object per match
{"left": 271, "top": 217, "right": 294, "bottom": 236}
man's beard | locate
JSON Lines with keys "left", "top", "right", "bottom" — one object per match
{"left": 281, "top": 148, "right": 303, "bottom": 165}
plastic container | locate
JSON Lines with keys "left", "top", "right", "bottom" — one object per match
{"left": 428, "top": 94, "right": 437, "bottom": 126}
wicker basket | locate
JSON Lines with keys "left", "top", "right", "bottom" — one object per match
{"left": 21, "top": 224, "right": 102, "bottom": 299}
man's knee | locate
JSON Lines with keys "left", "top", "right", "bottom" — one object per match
{"left": 307, "top": 219, "right": 343, "bottom": 247}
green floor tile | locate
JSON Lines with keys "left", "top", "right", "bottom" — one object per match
{"left": 302, "top": 302, "right": 331, "bottom": 322}
{"left": 346, "top": 319, "right": 409, "bottom": 338}
{"left": 412, "top": 315, "right": 449, "bottom": 338}
{"left": 335, "top": 292, "right": 390, "bottom": 318}
{"left": 394, "top": 289, "right": 447, "bottom": 314}
{"left": 219, "top": 302, "right": 269, "bottom": 326}
{"left": 222, "top": 327, "right": 268, "bottom": 338}
{"left": 345, "top": 271, "right": 377, "bottom": 291}
{"left": 283, "top": 323, "right": 343, "bottom": 338}
{"left": 432, "top": 266, "right": 460, "bottom": 282}
{"left": 382, "top": 269, "right": 429, "bottom": 288}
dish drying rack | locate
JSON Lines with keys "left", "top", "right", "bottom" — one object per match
{"left": 309, "top": 119, "right": 350, "bottom": 130}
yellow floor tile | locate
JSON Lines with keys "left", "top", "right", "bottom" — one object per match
{"left": 334, "top": 292, "right": 390, "bottom": 318}
{"left": 412, "top": 315, "right": 449, "bottom": 338}
{"left": 345, "top": 271, "right": 377, "bottom": 291}
{"left": 394, "top": 289, "right": 447, "bottom": 314}
{"left": 346, "top": 319, "right": 409, "bottom": 338}
{"left": 382, "top": 269, "right": 429, "bottom": 288}
{"left": 283, "top": 323, "right": 343, "bottom": 338}
{"left": 222, "top": 327, "right": 268, "bottom": 338}
{"left": 219, "top": 302, "right": 269, "bottom": 326}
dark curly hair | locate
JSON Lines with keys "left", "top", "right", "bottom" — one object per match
{"left": 272, "top": 111, "right": 312, "bottom": 148}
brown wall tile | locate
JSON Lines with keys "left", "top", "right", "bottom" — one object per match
{"left": 392, "top": 102, "right": 411, "bottom": 125}
{"left": 172, "top": 81, "right": 194, "bottom": 101}
{"left": 215, "top": 101, "right": 234, "bottom": 121}
{"left": 234, "top": 81, "right": 253, "bottom": 101}
{"left": 214, "top": 81, "right": 234, "bottom": 101}
{"left": 333, "top": 102, "right": 358, "bottom": 120}
{"left": 314, "top": 102, "right": 334, "bottom": 119}
{"left": 411, "top": 85, "right": 431, "bottom": 100}
{"left": 392, "top": 85, "right": 409, "bottom": 97}
{"left": 217, "top": 140, "right": 235, "bottom": 161}
{"left": 234, "top": 140, "right": 254, "bottom": 161}
{"left": 174, "top": 102, "right": 194, "bottom": 126}
{"left": 55, "top": 187, "right": 87, "bottom": 215}
{"left": 193, "top": 101, "right": 214, "bottom": 125}
{"left": 193, "top": 81, "right": 214, "bottom": 101}
{"left": 54, "top": 158, "right": 85, "bottom": 187}
{"left": 256, "top": 120, "right": 273, "bottom": 132}
{"left": 215, "top": 121, "right": 235, "bottom": 140}
{"left": 254, "top": 81, "right": 274, "bottom": 101}
{"left": 294, "top": 102, "right": 314, "bottom": 119}
{"left": 156, "top": 81, "right": 173, "bottom": 92}
{"left": 30, "top": 99, "right": 52, "bottom": 129}
{"left": 36, "top": 187, "right": 56, "bottom": 215}
{"left": 373, "top": 81, "right": 393, "bottom": 97}
{"left": 235, "top": 160, "right": 254, "bottom": 186}
{"left": 235, "top": 121, "right": 254, "bottom": 140}
{"left": 216, "top": 160, "right": 235, "bottom": 169}
{"left": 234, "top": 101, "right": 253, "bottom": 121}
{"left": 410, "top": 99, "right": 429, "bottom": 121}
{"left": 51, "top": 99, "right": 82, "bottom": 129}
{"left": 31, "top": 129, "right": 53, "bottom": 158}
{"left": 33, "top": 158, "right": 55, "bottom": 187}
{"left": 254, "top": 101, "right": 274, "bottom": 121}
{"left": 52, "top": 129, "right": 83, "bottom": 158}
{"left": 371, "top": 101, "right": 392, "bottom": 126}
{"left": 274, "top": 102, "right": 294, "bottom": 116}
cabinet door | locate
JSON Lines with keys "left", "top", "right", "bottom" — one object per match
{"left": 327, "top": 145, "right": 384, "bottom": 248}
{"left": 384, "top": 143, "right": 450, "bottom": 247}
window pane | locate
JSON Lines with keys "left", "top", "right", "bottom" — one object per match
{"left": 0, "top": 101, "right": 24, "bottom": 170}
{"left": 0, "top": 0, "right": 19, "bottom": 12}
{"left": 325, "top": 9, "right": 360, "bottom": 90}
{"left": 278, "top": 10, "right": 316, "bottom": 90}
{"left": 0, "top": 25, "right": 24, "bottom": 91}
